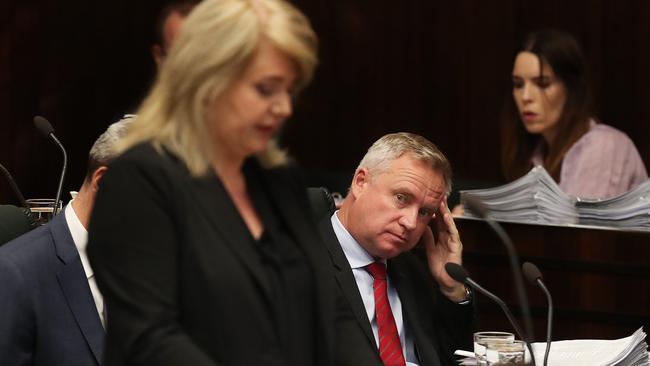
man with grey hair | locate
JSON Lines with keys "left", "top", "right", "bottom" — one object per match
{"left": 0, "top": 117, "right": 132, "bottom": 366}
{"left": 322, "top": 132, "right": 475, "bottom": 366}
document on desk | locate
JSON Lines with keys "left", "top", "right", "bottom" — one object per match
{"left": 532, "top": 327, "right": 649, "bottom": 366}
{"left": 456, "top": 327, "right": 649, "bottom": 366}
{"left": 460, "top": 166, "right": 578, "bottom": 225}
{"left": 460, "top": 166, "right": 650, "bottom": 231}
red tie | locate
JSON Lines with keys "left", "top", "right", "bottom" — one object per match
{"left": 365, "top": 262, "right": 406, "bottom": 366}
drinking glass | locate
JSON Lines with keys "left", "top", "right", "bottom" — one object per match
{"left": 26, "top": 198, "right": 61, "bottom": 225}
{"left": 473, "top": 331, "right": 515, "bottom": 366}
{"left": 486, "top": 339, "right": 525, "bottom": 365}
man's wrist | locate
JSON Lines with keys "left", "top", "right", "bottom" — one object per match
{"left": 457, "top": 285, "right": 471, "bottom": 304}
{"left": 442, "top": 284, "right": 471, "bottom": 303}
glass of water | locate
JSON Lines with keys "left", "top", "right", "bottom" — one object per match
{"left": 486, "top": 339, "right": 525, "bottom": 365}
{"left": 473, "top": 331, "right": 515, "bottom": 366}
{"left": 26, "top": 198, "right": 62, "bottom": 225}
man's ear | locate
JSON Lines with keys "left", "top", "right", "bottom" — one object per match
{"left": 152, "top": 44, "right": 164, "bottom": 67}
{"left": 349, "top": 167, "right": 370, "bottom": 199}
{"left": 90, "top": 166, "right": 108, "bottom": 192}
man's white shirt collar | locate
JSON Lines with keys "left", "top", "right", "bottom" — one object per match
{"left": 331, "top": 210, "right": 385, "bottom": 269}
{"left": 64, "top": 200, "right": 92, "bottom": 279}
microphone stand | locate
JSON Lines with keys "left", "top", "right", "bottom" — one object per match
{"left": 49, "top": 133, "right": 67, "bottom": 215}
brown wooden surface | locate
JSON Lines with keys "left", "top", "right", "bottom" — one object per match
{"left": 3, "top": 1, "right": 650, "bottom": 204}
{"left": 457, "top": 217, "right": 650, "bottom": 342}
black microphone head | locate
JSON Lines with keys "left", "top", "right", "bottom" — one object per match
{"left": 522, "top": 261, "right": 543, "bottom": 285}
{"left": 445, "top": 262, "right": 469, "bottom": 283}
{"left": 463, "top": 193, "right": 488, "bottom": 218}
{"left": 33, "top": 116, "right": 54, "bottom": 137}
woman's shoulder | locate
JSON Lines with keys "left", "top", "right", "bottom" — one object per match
{"left": 116, "top": 142, "right": 178, "bottom": 167}
{"left": 110, "top": 142, "right": 188, "bottom": 181}
{"left": 565, "top": 121, "right": 644, "bottom": 168}
{"left": 118, "top": 142, "right": 162, "bottom": 162}
{"left": 583, "top": 122, "right": 633, "bottom": 143}
{"left": 571, "top": 122, "right": 636, "bottom": 153}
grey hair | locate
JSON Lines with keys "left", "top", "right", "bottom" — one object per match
{"left": 86, "top": 116, "right": 134, "bottom": 179}
{"left": 357, "top": 132, "right": 453, "bottom": 194}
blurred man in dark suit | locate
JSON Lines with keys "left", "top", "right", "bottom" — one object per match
{"left": 0, "top": 119, "right": 131, "bottom": 366}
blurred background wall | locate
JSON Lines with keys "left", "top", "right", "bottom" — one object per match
{"left": 2, "top": 0, "right": 650, "bottom": 204}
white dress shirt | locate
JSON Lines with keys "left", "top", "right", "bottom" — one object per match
{"left": 331, "top": 211, "right": 419, "bottom": 365}
{"left": 65, "top": 201, "right": 106, "bottom": 328}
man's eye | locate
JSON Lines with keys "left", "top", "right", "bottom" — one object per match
{"left": 418, "top": 208, "right": 432, "bottom": 217}
{"left": 395, "top": 194, "right": 407, "bottom": 203}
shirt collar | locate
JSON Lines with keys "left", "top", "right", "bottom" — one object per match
{"left": 64, "top": 200, "right": 92, "bottom": 279}
{"left": 330, "top": 210, "right": 384, "bottom": 269}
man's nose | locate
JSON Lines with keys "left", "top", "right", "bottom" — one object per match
{"left": 398, "top": 207, "right": 418, "bottom": 230}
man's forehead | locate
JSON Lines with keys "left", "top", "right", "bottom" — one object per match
{"left": 381, "top": 164, "right": 446, "bottom": 197}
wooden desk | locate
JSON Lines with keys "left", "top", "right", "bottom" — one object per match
{"left": 456, "top": 218, "right": 650, "bottom": 341}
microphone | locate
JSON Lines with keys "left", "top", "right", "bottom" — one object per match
{"left": 33, "top": 116, "right": 67, "bottom": 216}
{"left": 445, "top": 263, "right": 536, "bottom": 366}
{"left": 463, "top": 194, "right": 535, "bottom": 342}
{"left": 0, "top": 163, "right": 28, "bottom": 208}
{"left": 523, "top": 262, "right": 553, "bottom": 366}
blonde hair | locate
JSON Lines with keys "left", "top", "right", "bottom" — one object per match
{"left": 358, "top": 132, "right": 453, "bottom": 194}
{"left": 118, "top": 0, "right": 318, "bottom": 176}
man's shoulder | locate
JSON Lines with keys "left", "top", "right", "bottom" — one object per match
{"left": 0, "top": 222, "right": 59, "bottom": 279}
{"left": 0, "top": 220, "right": 55, "bottom": 253}
{"left": 0, "top": 213, "right": 74, "bottom": 272}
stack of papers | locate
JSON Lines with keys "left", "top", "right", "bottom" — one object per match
{"left": 456, "top": 327, "right": 650, "bottom": 365}
{"left": 460, "top": 166, "right": 650, "bottom": 231}
{"left": 461, "top": 166, "right": 578, "bottom": 225}
{"left": 575, "top": 180, "right": 650, "bottom": 230}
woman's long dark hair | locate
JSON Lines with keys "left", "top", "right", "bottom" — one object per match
{"left": 500, "top": 29, "right": 593, "bottom": 182}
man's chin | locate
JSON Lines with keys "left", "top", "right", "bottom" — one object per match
{"left": 373, "top": 244, "right": 405, "bottom": 260}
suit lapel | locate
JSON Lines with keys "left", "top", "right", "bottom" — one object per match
{"left": 389, "top": 255, "right": 442, "bottom": 366}
{"left": 51, "top": 213, "right": 104, "bottom": 365}
{"left": 189, "top": 171, "right": 273, "bottom": 301}
{"left": 318, "top": 217, "right": 378, "bottom": 352}
{"left": 258, "top": 166, "right": 338, "bottom": 359}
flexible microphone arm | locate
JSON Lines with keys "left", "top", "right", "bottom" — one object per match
{"left": 0, "top": 163, "right": 28, "bottom": 208}
{"left": 466, "top": 277, "right": 528, "bottom": 343}
{"left": 446, "top": 263, "right": 536, "bottom": 366}
{"left": 463, "top": 194, "right": 535, "bottom": 345}
{"left": 34, "top": 116, "right": 67, "bottom": 215}
{"left": 523, "top": 262, "right": 554, "bottom": 366}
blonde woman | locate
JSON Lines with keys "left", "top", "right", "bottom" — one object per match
{"left": 87, "top": 0, "right": 335, "bottom": 365}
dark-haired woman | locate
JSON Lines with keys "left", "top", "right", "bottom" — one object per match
{"left": 501, "top": 29, "right": 647, "bottom": 199}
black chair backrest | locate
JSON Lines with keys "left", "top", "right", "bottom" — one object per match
{"left": 306, "top": 187, "right": 336, "bottom": 222}
{"left": 0, "top": 205, "right": 37, "bottom": 246}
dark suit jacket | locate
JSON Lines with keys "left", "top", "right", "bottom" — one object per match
{"left": 0, "top": 212, "right": 105, "bottom": 366}
{"left": 87, "top": 143, "right": 335, "bottom": 366}
{"left": 319, "top": 216, "right": 475, "bottom": 366}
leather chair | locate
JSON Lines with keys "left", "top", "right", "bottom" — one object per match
{"left": 0, "top": 204, "right": 37, "bottom": 246}
{"left": 306, "top": 187, "right": 336, "bottom": 222}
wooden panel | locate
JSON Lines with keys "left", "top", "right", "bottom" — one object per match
{"left": 2, "top": 1, "right": 650, "bottom": 204}
{"left": 457, "top": 218, "right": 650, "bottom": 341}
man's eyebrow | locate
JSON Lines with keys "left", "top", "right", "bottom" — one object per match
{"left": 393, "top": 189, "right": 415, "bottom": 200}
